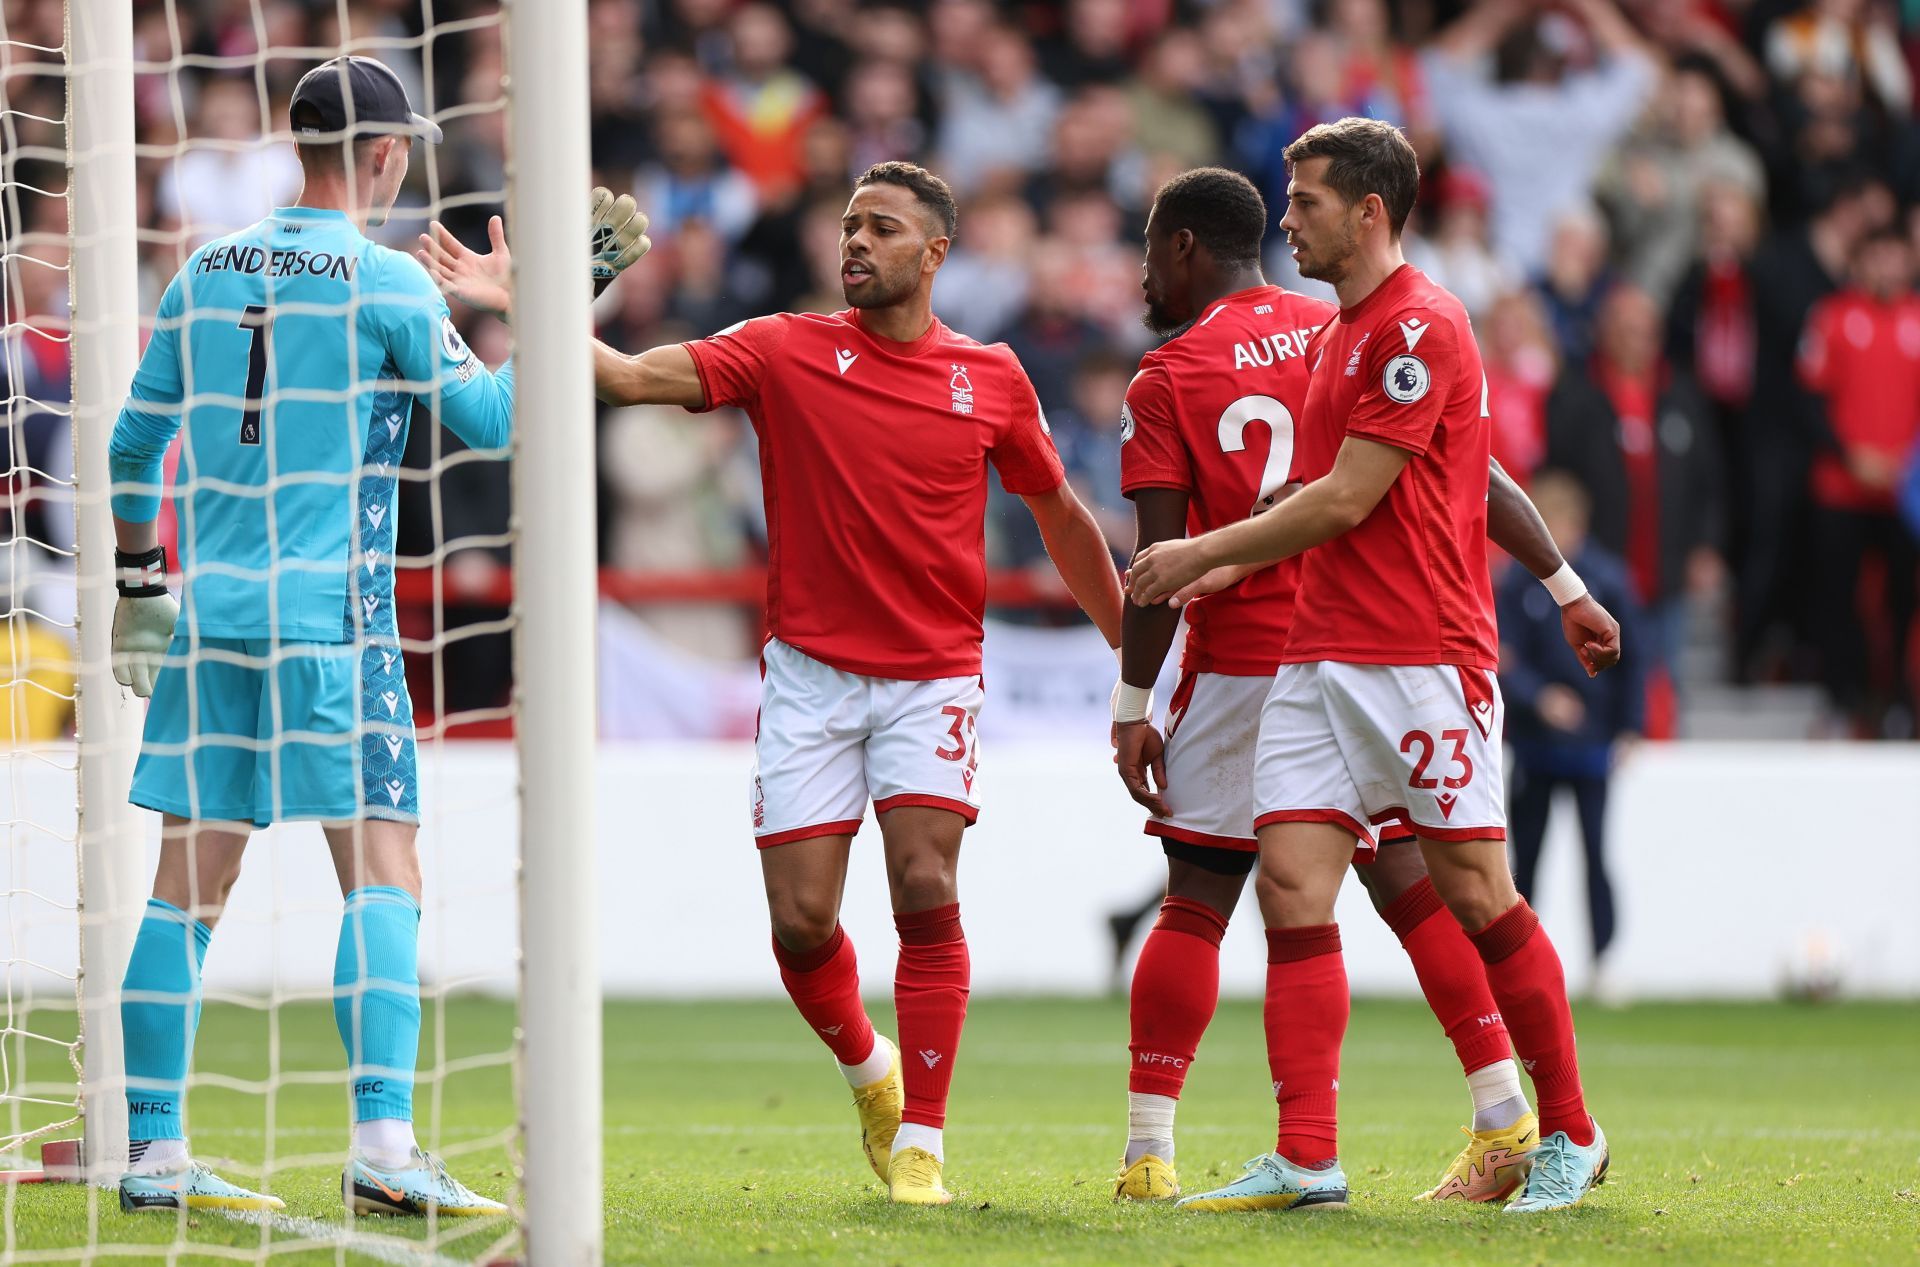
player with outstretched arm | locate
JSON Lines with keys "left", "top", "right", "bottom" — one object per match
{"left": 106, "top": 58, "right": 511, "bottom": 1217}
{"left": 422, "top": 161, "right": 1126, "bottom": 1206}
{"left": 1129, "top": 120, "right": 1610, "bottom": 1215}
{"left": 1108, "top": 167, "right": 1620, "bottom": 1206}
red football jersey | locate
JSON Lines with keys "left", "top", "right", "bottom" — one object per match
{"left": 1796, "top": 289, "right": 1920, "bottom": 512}
{"left": 684, "top": 309, "right": 1064, "bottom": 679}
{"left": 1285, "top": 265, "right": 1498, "bottom": 669}
{"left": 1120, "top": 285, "right": 1335, "bottom": 675}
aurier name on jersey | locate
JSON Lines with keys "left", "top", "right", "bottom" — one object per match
{"left": 109, "top": 207, "right": 515, "bottom": 643}
{"left": 1120, "top": 285, "right": 1336, "bottom": 676}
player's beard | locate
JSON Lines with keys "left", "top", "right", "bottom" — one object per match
{"left": 1140, "top": 294, "right": 1188, "bottom": 338}
{"left": 1295, "top": 221, "right": 1358, "bottom": 284}
{"left": 843, "top": 258, "right": 917, "bottom": 310}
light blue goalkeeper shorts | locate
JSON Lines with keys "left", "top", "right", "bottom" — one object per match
{"left": 130, "top": 634, "right": 419, "bottom": 828}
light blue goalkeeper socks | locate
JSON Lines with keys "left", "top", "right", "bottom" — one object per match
{"left": 333, "top": 886, "right": 422, "bottom": 1124}
{"left": 121, "top": 898, "right": 212, "bottom": 1142}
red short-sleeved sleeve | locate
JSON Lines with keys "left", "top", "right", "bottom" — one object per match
{"left": 1797, "top": 300, "right": 1834, "bottom": 393}
{"left": 988, "top": 358, "right": 1066, "bottom": 495}
{"left": 1345, "top": 308, "right": 1460, "bottom": 456}
{"left": 682, "top": 313, "right": 794, "bottom": 412}
{"left": 1118, "top": 362, "right": 1191, "bottom": 495}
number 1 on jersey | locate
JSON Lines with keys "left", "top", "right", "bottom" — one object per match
{"left": 237, "top": 304, "right": 272, "bottom": 445}
{"left": 1216, "top": 394, "right": 1296, "bottom": 517}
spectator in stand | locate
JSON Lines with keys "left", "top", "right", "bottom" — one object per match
{"left": 935, "top": 21, "right": 1062, "bottom": 195}
{"left": 1533, "top": 203, "right": 1615, "bottom": 365}
{"left": 1422, "top": 0, "right": 1657, "bottom": 275}
{"left": 1040, "top": 0, "right": 1137, "bottom": 90}
{"left": 1796, "top": 228, "right": 1920, "bottom": 734}
{"left": 633, "top": 109, "right": 761, "bottom": 246}
{"left": 1119, "top": 27, "right": 1219, "bottom": 169}
{"left": 700, "top": 3, "right": 826, "bottom": 200}
{"left": 1499, "top": 471, "right": 1643, "bottom": 1002}
{"left": 1237, "top": 29, "right": 1391, "bottom": 213}
{"left": 934, "top": 192, "right": 1035, "bottom": 342}
{"left": 1481, "top": 289, "right": 1561, "bottom": 484}
{"left": 1596, "top": 55, "right": 1765, "bottom": 304}
{"left": 1326, "top": 0, "right": 1438, "bottom": 154}
{"left": 1737, "top": 169, "right": 1892, "bottom": 680}
{"left": 600, "top": 403, "right": 757, "bottom": 661}
{"left": 998, "top": 250, "right": 1107, "bottom": 415}
{"left": 843, "top": 59, "right": 931, "bottom": 175}
{"left": 153, "top": 75, "right": 301, "bottom": 252}
{"left": 1407, "top": 167, "right": 1514, "bottom": 321}
{"left": 1666, "top": 179, "right": 1763, "bottom": 515}
{"left": 1765, "top": 0, "right": 1912, "bottom": 118}
{"left": 1546, "top": 283, "right": 1724, "bottom": 685}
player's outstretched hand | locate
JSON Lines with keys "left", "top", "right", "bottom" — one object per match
{"left": 418, "top": 216, "right": 513, "bottom": 319}
{"left": 1114, "top": 721, "right": 1169, "bottom": 817}
{"left": 1560, "top": 593, "right": 1622, "bottom": 677}
{"left": 111, "top": 592, "right": 178, "bottom": 698}
{"left": 1126, "top": 537, "right": 1210, "bottom": 607}
{"left": 590, "top": 187, "right": 651, "bottom": 297}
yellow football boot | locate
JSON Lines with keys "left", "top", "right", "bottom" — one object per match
{"left": 1114, "top": 1154, "right": 1179, "bottom": 1202}
{"left": 1415, "top": 1112, "right": 1539, "bottom": 1203}
{"left": 851, "top": 1034, "right": 903, "bottom": 1182}
{"left": 887, "top": 1146, "right": 953, "bottom": 1206}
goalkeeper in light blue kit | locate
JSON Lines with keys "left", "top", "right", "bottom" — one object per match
{"left": 107, "top": 56, "right": 514, "bottom": 1217}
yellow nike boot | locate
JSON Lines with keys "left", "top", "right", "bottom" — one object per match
{"left": 1415, "top": 1112, "right": 1539, "bottom": 1202}
{"left": 852, "top": 1035, "right": 903, "bottom": 1182}
{"left": 888, "top": 1145, "right": 953, "bottom": 1206}
{"left": 1114, "top": 1153, "right": 1179, "bottom": 1201}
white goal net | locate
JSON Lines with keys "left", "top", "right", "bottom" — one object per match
{"left": 2, "top": 1, "right": 599, "bottom": 1261}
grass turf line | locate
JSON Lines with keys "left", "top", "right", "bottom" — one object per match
{"left": 5, "top": 998, "right": 1918, "bottom": 1264}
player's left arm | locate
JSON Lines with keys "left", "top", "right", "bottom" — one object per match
{"left": 1487, "top": 456, "right": 1622, "bottom": 676}
{"left": 1129, "top": 436, "right": 1408, "bottom": 605}
{"left": 1023, "top": 480, "right": 1125, "bottom": 650}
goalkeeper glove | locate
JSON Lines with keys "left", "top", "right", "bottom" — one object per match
{"left": 589, "top": 187, "right": 652, "bottom": 297}
{"left": 111, "top": 546, "right": 178, "bottom": 699}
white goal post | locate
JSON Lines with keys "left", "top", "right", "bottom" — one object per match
{"left": 21, "top": 0, "right": 605, "bottom": 1259}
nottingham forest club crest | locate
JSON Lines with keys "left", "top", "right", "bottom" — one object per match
{"left": 950, "top": 363, "right": 974, "bottom": 415}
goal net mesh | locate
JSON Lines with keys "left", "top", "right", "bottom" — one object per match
{"left": 2, "top": 1, "right": 532, "bottom": 1260}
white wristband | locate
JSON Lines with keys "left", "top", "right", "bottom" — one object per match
{"left": 1112, "top": 680, "right": 1154, "bottom": 724}
{"left": 1542, "top": 562, "right": 1588, "bottom": 607}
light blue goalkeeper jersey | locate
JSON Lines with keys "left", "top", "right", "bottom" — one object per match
{"left": 109, "top": 206, "right": 514, "bottom": 642}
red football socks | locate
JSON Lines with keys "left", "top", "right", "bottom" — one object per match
{"left": 1380, "top": 877, "right": 1514, "bottom": 1076}
{"left": 1467, "top": 900, "right": 1594, "bottom": 1145}
{"left": 771, "top": 923, "right": 877, "bottom": 1067}
{"left": 1128, "top": 897, "right": 1231, "bottom": 1097}
{"left": 1265, "top": 924, "right": 1348, "bottom": 1167}
{"left": 895, "top": 903, "right": 969, "bottom": 1129}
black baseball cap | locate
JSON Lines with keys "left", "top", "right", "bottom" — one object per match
{"left": 290, "top": 56, "right": 442, "bottom": 144}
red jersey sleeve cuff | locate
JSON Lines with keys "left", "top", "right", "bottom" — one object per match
{"left": 1121, "top": 474, "right": 1192, "bottom": 496}
{"left": 999, "top": 470, "right": 1068, "bottom": 498}
{"left": 1343, "top": 422, "right": 1431, "bottom": 457}
{"left": 681, "top": 341, "right": 722, "bottom": 413}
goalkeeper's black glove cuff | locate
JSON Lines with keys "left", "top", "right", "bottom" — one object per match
{"left": 115, "top": 546, "right": 169, "bottom": 597}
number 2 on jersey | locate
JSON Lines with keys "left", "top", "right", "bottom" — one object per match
{"left": 1216, "top": 394, "right": 1295, "bottom": 517}
{"left": 237, "top": 304, "right": 272, "bottom": 446}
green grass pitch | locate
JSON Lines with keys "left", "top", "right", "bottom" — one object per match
{"left": 5, "top": 996, "right": 1918, "bottom": 1264}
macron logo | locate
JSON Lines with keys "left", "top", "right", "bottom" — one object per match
{"left": 919, "top": 1049, "right": 943, "bottom": 1069}
{"left": 1399, "top": 318, "right": 1430, "bottom": 351}
{"left": 835, "top": 348, "right": 858, "bottom": 376}
{"left": 818, "top": 1024, "right": 843, "bottom": 1037}
{"left": 1470, "top": 699, "right": 1495, "bottom": 738}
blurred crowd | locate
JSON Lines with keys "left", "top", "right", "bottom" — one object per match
{"left": 6, "top": 0, "right": 1920, "bottom": 735}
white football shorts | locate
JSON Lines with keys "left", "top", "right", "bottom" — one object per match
{"left": 751, "top": 638, "right": 984, "bottom": 847}
{"left": 1253, "top": 660, "right": 1507, "bottom": 845}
